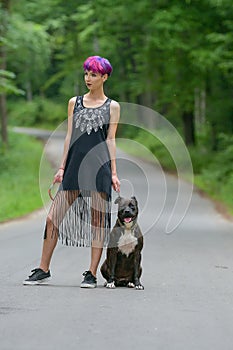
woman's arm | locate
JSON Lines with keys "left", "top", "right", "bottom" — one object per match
{"left": 106, "top": 100, "right": 121, "bottom": 192}
{"left": 53, "top": 97, "right": 76, "bottom": 184}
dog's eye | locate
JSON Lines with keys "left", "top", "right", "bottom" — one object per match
{"left": 129, "top": 204, "right": 135, "bottom": 210}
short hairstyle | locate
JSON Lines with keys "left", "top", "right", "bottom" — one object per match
{"left": 83, "top": 56, "right": 113, "bottom": 76}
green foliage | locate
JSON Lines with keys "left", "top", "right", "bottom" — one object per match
{"left": 0, "top": 7, "right": 24, "bottom": 96}
{"left": 8, "top": 97, "right": 66, "bottom": 128}
{"left": 3, "top": 0, "right": 232, "bottom": 134}
{"left": 6, "top": 14, "right": 51, "bottom": 95}
{"left": 186, "top": 146, "right": 211, "bottom": 175}
{"left": 0, "top": 69, "right": 24, "bottom": 95}
{"left": 201, "top": 134, "right": 233, "bottom": 183}
{"left": 194, "top": 133, "right": 233, "bottom": 213}
{"left": 0, "top": 132, "right": 52, "bottom": 222}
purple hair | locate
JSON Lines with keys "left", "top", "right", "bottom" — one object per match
{"left": 83, "top": 56, "right": 113, "bottom": 76}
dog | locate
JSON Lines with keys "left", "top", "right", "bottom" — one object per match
{"left": 101, "top": 196, "right": 144, "bottom": 290}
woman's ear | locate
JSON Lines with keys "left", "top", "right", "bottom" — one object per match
{"left": 102, "top": 73, "right": 108, "bottom": 82}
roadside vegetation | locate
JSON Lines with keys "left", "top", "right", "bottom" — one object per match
{"left": 0, "top": 132, "right": 52, "bottom": 222}
{"left": 118, "top": 128, "right": 233, "bottom": 216}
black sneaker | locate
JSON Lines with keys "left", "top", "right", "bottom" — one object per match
{"left": 23, "top": 268, "right": 51, "bottom": 285}
{"left": 80, "top": 271, "right": 97, "bottom": 288}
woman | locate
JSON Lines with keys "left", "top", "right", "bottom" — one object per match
{"left": 23, "top": 56, "right": 120, "bottom": 288}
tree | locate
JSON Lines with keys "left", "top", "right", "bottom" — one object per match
{"left": 0, "top": 0, "right": 10, "bottom": 147}
{"left": 2, "top": 0, "right": 233, "bottom": 151}
{"left": 7, "top": 15, "right": 51, "bottom": 100}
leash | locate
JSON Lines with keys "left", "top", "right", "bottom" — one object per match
{"left": 48, "top": 183, "right": 56, "bottom": 201}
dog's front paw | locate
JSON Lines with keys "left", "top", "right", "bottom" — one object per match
{"left": 127, "top": 282, "right": 135, "bottom": 288}
{"left": 135, "top": 283, "right": 144, "bottom": 290}
{"left": 106, "top": 281, "right": 116, "bottom": 289}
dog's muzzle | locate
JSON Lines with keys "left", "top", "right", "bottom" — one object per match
{"left": 123, "top": 216, "right": 134, "bottom": 223}
{"left": 122, "top": 210, "right": 136, "bottom": 224}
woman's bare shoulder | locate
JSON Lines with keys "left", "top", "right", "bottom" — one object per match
{"left": 110, "top": 99, "right": 120, "bottom": 122}
{"left": 110, "top": 100, "right": 120, "bottom": 116}
{"left": 110, "top": 99, "right": 120, "bottom": 109}
{"left": 67, "top": 96, "right": 77, "bottom": 116}
{"left": 68, "top": 96, "right": 77, "bottom": 105}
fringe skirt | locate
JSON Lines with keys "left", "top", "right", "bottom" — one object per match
{"left": 44, "top": 190, "right": 111, "bottom": 247}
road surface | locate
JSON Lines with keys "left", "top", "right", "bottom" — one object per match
{"left": 1, "top": 129, "right": 233, "bottom": 350}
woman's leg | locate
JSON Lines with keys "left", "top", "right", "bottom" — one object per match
{"left": 39, "top": 190, "right": 79, "bottom": 272}
{"left": 89, "top": 246, "right": 103, "bottom": 277}
{"left": 88, "top": 191, "right": 109, "bottom": 276}
{"left": 39, "top": 217, "right": 58, "bottom": 272}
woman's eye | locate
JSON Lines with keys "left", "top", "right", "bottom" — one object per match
{"left": 91, "top": 73, "right": 96, "bottom": 77}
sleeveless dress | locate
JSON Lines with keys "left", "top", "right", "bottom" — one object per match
{"left": 44, "top": 96, "right": 112, "bottom": 247}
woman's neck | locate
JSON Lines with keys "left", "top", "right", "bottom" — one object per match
{"left": 85, "top": 89, "right": 106, "bottom": 101}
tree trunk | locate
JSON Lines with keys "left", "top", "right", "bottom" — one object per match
{"left": 0, "top": 50, "right": 8, "bottom": 147}
{"left": 0, "top": 0, "right": 10, "bottom": 147}
{"left": 182, "top": 111, "right": 196, "bottom": 146}
{"left": 0, "top": 94, "right": 8, "bottom": 147}
{"left": 195, "top": 88, "right": 206, "bottom": 130}
{"left": 25, "top": 81, "right": 33, "bottom": 101}
{"left": 210, "top": 122, "right": 218, "bottom": 151}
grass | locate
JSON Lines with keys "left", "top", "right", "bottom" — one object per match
{"left": 194, "top": 174, "right": 233, "bottom": 216}
{"left": 0, "top": 131, "right": 53, "bottom": 222}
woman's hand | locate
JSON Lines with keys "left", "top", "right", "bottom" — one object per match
{"left": 112, "top": 174, "right": 120, "bottom": 192}
{"left": 53, "top": 168, "right": 64, "bottom": 184}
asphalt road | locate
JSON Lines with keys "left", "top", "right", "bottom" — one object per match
{"left": 1, "top": 129, "right": 233, "bottom": 350}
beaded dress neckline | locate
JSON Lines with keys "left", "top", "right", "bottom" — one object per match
{"left": 73, "top": 96, "right": 111, "bottom": 135}
{"left": 81, "top": 96, "right": 109, "bottom": 109}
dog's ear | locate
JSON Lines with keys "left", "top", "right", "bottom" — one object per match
{"left": 131, "top": 196, "right": 137, "bottom": 203}
{"left": 114, "top": 196, "right": 122, "bottom": 205}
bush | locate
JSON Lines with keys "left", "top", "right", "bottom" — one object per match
{"left": 194, "top": 134, "right": 233, "bottom": 213}
{"left": 0, "top": 131, "right": 52, "bottom": 222}
{"left": 188, "top": 146, "right": 214, "bottom": 174}
{"left": 199, "top": 134, "right": 233, "bottom": 185}
{"left": 8, "top": 97, "right": 66, "bottom": 128}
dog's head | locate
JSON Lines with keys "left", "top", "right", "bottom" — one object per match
{"left": 114, "top": 196, "right": 138, "bottom": 227}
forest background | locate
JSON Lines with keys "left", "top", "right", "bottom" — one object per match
{"left": 0, "top": 0, "right": 233, "bottom": 221}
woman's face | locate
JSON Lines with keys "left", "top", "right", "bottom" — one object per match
{"left": 84, "top": 70, "right": 107, "bottom": 90}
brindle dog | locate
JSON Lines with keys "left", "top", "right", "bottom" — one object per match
{"left": 101, "top": 196, "right": 144, "bottom": 290}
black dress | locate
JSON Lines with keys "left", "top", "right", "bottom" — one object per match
{"left": 44, "top": 96, "right": 112, "bottom": 247}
